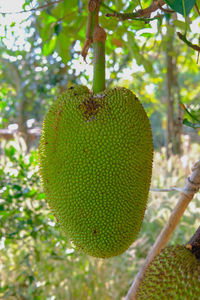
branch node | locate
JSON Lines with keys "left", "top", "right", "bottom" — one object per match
{"left": 93, "top": 25, "right": 106, "bottom": 43}
{"left": 88, "top": 0, "right": 97, "bottom": 13}
{"left": 81, "top": 38, "right": 92, "bottom": 61}
{"left": 187, "top": 175, "right": 200, "bottom": 190}
{"left": 192, "top": 160, "right": 200, "bottom": 171}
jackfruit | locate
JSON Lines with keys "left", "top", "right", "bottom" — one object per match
{"left": 136, "top": 245, "right": 200, "bottom": 299}
{"left": 38, "top": 85, "right": 153, "bottom": 258}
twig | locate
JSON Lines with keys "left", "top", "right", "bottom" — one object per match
{"left": 105, "top": 13, "right": 162, "bottom": 22}
{"left": 150, "top": 187, "right": 184, "bottom": 192}
{"left": 0, "top": 0, "right": 63, "bottom": 14}
{"left": 195, "top": 3, "right": 200, "bottom": 16}
{"left": 158, "top": 3, "right": 175, "bottom": 13}
{"left": 177, "top": 32, "right": 200, "bottom": 53}
{"left": 125, "top": 160, "right": 200, "bottom": 300}
{"left": 105, "top": 0, "right": 166, "bottom": 20}
{"left": 133, "top": 0, "right": 166, "bottom": 18}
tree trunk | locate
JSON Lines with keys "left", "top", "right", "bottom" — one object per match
{"left": 18, "top": 93, "right": 31, "bottom": 151}
{"left": 165, "top": 22, "right": 182, "bottom": 158}
{"left": 166, "top": 45, "right": 174, "bottom": 158}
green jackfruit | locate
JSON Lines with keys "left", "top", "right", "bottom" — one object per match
{"left": 137, "top": 245, "right": 200, "bottom": 299}
{"left": 38, "top": 85, "right": 153, "bottom": 258}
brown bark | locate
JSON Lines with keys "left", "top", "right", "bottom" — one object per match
{"left": 105, "top": 0, "right": 166, "bottom": 19}
{"left": 166, "top": 42, "right": 174, "bottom": 157}
{"left": 18, "top": 95, "right": 31, "bottom": 150}
{"left": 0, "top": 128, "right": 40, "bottom": 141}
{"left": 165, "top": 22, "right": 182, "bottom": 158}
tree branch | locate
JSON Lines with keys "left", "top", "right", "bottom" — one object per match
{"left": 150, "top": 187, "right": 185, "bottom": 192}
{"left": 105, "top": 0, "right": 167, "bottom": 20}
{"left": 177, "top": 32, "right": 200, "bottom": 53}
{"left": 0, "top": 0, "right": 63, "bottom": 14}
{"left": 106, "top": 13, "right": 162, "bottom": 22}
{"left": 158, "top": 3, "right": 174, "bottom": 13}
{"left": 125, "top": 160, "right": 200, "bottom": 300}
{"left": 195, "top": 3, "right": 200, "bottom": 16}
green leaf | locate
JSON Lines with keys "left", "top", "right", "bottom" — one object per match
{"left": 36, "top": 193, "right": 46, "bottom": 200}
{"left": 180, "top": 102, "right": 200, "bottom": 122}
{"left": 51, "top": 3, "right": 65, "bottom": 18}
{"left": 63, "top": 0, "right": 73, "bottom": 11}
{"left": 13, "top": 184, "right": 22, "bottom": 191}
{"left": 173, "top": 20, "right": 189, "bottom": 30}
{"left": 5, "top": 146, "right": 16, "bottom": 158}
{"left": 43, "top": 36, "right": 57, "bottom": 56}
{"left": 127, "top": 32, "right": 140, "bottom": 56}
{"left": 0, "top": 286, "right": 9, "bottom": 293}
{"left": 183, "top": 118, "right": 200, "bottom": 128}
{"left": 165, "top": 0, "right": 196, "bottom": 16}
{"left": 100, "top": 16, "right": 118, "bottom": 31}
{"left": 56, "top": 33, "right": 71, "bottom": 62}
{"left": 45, "top": 15, "right": 58, "bottom": 25}
{"left": 40, "top": 24, "right": 54, "bottom": 42}
{"left": 54, "top": 23, "right": 62, "bottom": 36}
{"left": 143, "top": 59, "right": 153, "bottom": 73}
{"left": 140, "top": 33, "right": 154, "bottom": 38}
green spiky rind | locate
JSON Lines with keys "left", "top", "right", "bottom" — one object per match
{"left": 38, "top": 85, "right": 153, "bottom": 258}
{"left": 137, "top": 245, "right": 200, "bottom": 299}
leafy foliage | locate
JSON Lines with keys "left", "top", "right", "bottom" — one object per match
{"left": 28, "top": 0, "right": 199, "bottom": 72}
{"left": 165, "top": 0, "right": 196, "bottom": 16}
{"left": 181, "top": 102, "right": 200, "bottom": 128}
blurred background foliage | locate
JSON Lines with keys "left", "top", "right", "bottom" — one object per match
{"left": 0, "top": 0, "right": 200, "bottom": 299}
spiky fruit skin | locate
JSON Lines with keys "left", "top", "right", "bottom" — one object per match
{"left": 38, "top": 85, "right": 153, "bottom": 258}
{"left": 137, "top": 245, "right": 200, "bottom": 299}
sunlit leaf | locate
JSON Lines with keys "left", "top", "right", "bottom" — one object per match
{"left": 43, "top": 36, "right": 57, "bottom": 56}
{"left": 183, "top": 118, "right": 200, "bottom": 128}
{"left": 173, "top": 20, "right": 189, "bottom": 30}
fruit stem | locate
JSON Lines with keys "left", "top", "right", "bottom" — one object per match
{"left": 82, "top": 0, "right": 106, "bottom": 94}
{"left": 81, "top": 1, "right": 100, "bottom": 60}
{"left": 93, "top": 26, "right": 106, "bottom": 94}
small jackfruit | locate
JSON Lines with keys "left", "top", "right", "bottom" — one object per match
{"left": 38, "top": 85, "right": 153, "bottom": 258}
{"left": 136, "top": 245, "right": 200, "bottom": 299}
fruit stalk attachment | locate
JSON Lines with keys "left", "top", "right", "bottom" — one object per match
{"left": 93, "top": 25, "right": 106, "bottom": 93}
{"left": 81, "top": 0, "right": 106, "bottom": 94}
